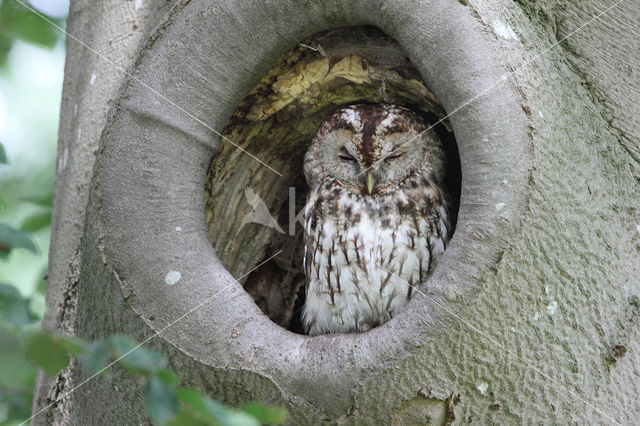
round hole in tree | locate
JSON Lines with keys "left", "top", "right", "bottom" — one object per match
{"left": 204, "top": 26, "right": 461, "bottom": 334}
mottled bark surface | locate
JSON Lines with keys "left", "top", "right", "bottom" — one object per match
{"left": 32, "top": 0, "right": 179, "bottom": 423}
{"left": 35, "top": 0, "right": 639, "bottom": 424}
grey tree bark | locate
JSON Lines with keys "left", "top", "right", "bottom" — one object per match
{"left": 33, "top": 0, "right": 640, "bottom": 424}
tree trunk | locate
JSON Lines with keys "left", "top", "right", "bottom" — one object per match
{"left": 34, "top": 0, "right": 640, "bottom": 424}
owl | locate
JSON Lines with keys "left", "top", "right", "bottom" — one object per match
{"left": 302, "top": 103, "right": 452, "bottom": 336}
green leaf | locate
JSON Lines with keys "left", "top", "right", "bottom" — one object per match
{"left": 166, "top": 409, "right": 210, "bottom": 426}
{"left": 224, "top": 412, "right": 263, "bottom": 426}
{"left": 241, "top": 402, "right": 288, "bottom": 424}
{"left": 108, "top": 335, "right": 166, "bottom": 375}
{"left": 57, "top": 336, "right": 88, "bottom": 357}
{"left": 0, "top": 386, "right": 33, "bottom": 424}
{"left": 35, "top": 268, "right": 48, "bottom": 295}
{"left": 144, "top": 377, "right": 178, "bottom": 425}
{"left": 25, "top": 333, "right": 71, "bottom": 376}
{"left": 176, "top": 388, "right": 259, "bottom": 426}
{"left": 0, "top": 283, "right": 38, "bottom": 327}
{"left": 0, "top": 0, "right": 60, "bottom": 49}
{"left": 78, "top": 340, "right": 111, "bottom": 375}
{"left": 78, "top": 336, "right": 166, "bottom": 378}
{"left": 0, "top": 142, "right": 7, "bottom": 164}
{"left": 0, "top": 284, "right": 23, "bottom": 302}
{"left": 0, "top": 222, "right": 38, "bottom": 255}
{"left": 20, "top": 191, "right": 53, "bottom": 207}
{"left": 177, "top": 388, "right": 230, "bottom": 424}
{"left": 156, "top": 368, "right": 179, "bottom": 386}
{"left": 0, "top": 326, "right": 36, "bottom": 389}
{"left": 20, "top": 210, "right": 52, "bottom": 232}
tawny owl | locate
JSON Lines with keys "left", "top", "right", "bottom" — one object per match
{"left": 302, "top": 103, "right": 452, "bottom": 336}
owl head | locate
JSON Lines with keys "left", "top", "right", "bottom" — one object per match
{"left": 304, "top": 104, "right": 447, "bottom": 195}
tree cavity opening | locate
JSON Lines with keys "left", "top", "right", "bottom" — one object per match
{"left": 204, "top": 26, "right": 461, "bottom": 334}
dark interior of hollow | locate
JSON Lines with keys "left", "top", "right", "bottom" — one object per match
{"left": 204, "top": 26, "right": 461, "bottom": 335}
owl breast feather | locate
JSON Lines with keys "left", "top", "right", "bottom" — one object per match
{"left": 302, "top": 176, "right": 450, "bottom": 336}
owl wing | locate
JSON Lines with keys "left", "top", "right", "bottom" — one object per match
{"left": 303, "top": 230, "right": 313, "bottom": 295}
{"left": 303, "top": 180, "right": 374, "bottom": 334}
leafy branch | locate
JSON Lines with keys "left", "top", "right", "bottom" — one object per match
{"left": 0, "top": 139, "right": 286, "bottom": 425}
{"left": 24, "top": 333, "right": 288, "bottom": 425}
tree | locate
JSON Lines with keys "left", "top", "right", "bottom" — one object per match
{"left": 33, "top": 0, "right": 640, "bottom": 424}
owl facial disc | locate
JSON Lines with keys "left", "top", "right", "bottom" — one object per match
{"left": 304, "top": 103, "right": 447, "bottom": 197}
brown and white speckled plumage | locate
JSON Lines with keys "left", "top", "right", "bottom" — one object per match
{"left": 302, "top": 104, "right": 452, "bottom": 336}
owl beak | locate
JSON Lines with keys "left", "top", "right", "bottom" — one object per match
{"left": 366, "top": 172, "right": 377, "bottom": 195}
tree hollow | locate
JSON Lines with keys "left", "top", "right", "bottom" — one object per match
{"left": 205, "top": 26, "right": 461, "bottom": 332}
